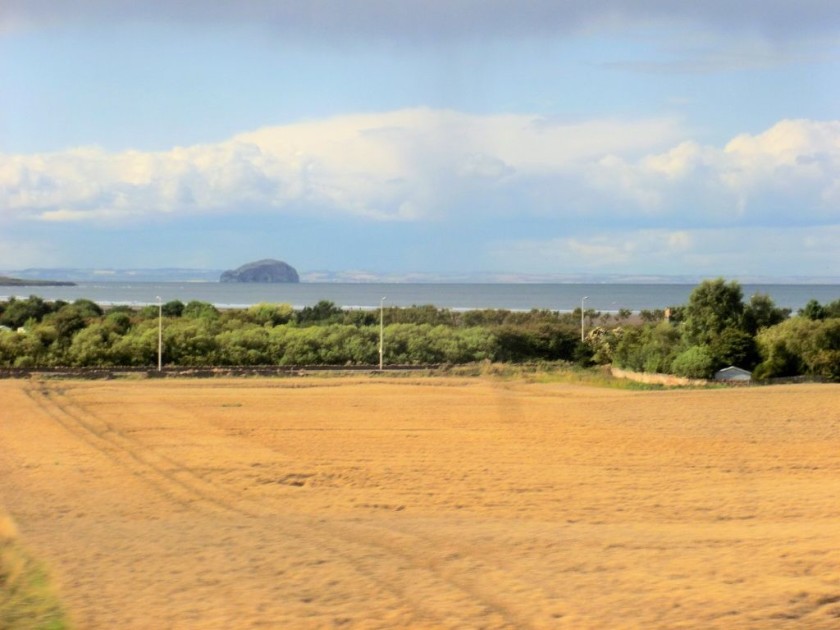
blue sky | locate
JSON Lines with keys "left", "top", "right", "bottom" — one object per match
{"left": 1, "top": 1, "right": 839, "bottom": 278}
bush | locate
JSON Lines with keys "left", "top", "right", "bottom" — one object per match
{"left": 246, "top": 303, "right": 293, "bottom": 326}
{"left": 162, "top": 300, "right": 185, "bottom": 317}
{"left": 183, "top": 300, "right": 219, "bottom": 320}
{"left": 709, "top": 328, "right": 759, "bottom": 371}
{"left": 0, "top": 296, "right": 53, "bottom": 329}
{"left": 754, "top": 317, "right": 820, "bottom": 379}
{"left": 671, "top": 346, "right": 714, "bottom": 379}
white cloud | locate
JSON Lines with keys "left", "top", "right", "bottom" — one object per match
{"left": 590, "top": 119, "right": 840, "bottom": 224}
{"left": 0, "top": 109, "right": 684, "bottom": 223}
{"left": 1, "top": 113, "right": 838, "bottom": 236}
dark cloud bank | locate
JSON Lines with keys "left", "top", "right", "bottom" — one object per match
{"left": 3, "top": 0, "right": 838, "bottom": 42}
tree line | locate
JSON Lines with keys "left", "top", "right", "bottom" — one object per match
{"left": 591, "top": 280, "right": 839, "bottom": 380}
{"left": 0, "top": 280, "right": 837, "bottom": 380}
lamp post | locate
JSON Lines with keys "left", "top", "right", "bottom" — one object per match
{"left": 379, "top": 297, "right": 386, "bottom": 371}
{"left": 581, "top": 296, "right": 589, "bottom": 342}
{"left": 156, "top": 296, "right": 163, "bottom": 372}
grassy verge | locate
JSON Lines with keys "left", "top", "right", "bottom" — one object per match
{"left": 0, "top": 514, "right": 70, "bottom": 630}
{"left": 439, "top": 362, "right": 668, "bottom": 389}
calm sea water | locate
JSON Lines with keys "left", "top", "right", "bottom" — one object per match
{"left": 2, "top": 283, "right": 837, "bottom": 312}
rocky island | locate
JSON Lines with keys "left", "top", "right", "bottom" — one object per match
{"left": 220, "top": 259, "right": 300, "bottom": 283}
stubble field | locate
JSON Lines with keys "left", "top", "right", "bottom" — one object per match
{"left": 1, "top": 376, "right": 839, "bottom": 629}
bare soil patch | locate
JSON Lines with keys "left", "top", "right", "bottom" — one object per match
{"left": 2, "top": 377, "right": 839, "bottom": 628}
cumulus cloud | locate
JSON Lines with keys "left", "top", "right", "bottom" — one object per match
{"left": 1, "top": 1, "right": 837, "bottom": 42}
{"left": 594, "top": 119, "right": 840, "bottom": 225}
{"left": 1, "top": 112, "right": 838, "bottom": 236}
{"left": 0, "top": 108, "right": 684, "bottom": 223}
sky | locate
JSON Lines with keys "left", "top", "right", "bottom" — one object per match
{"left": 1, "top": 1, "right": 839, "bottom": 279}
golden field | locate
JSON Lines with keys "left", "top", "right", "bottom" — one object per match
{"left": 1, "top": 376, "right": 839, "bottom": 629}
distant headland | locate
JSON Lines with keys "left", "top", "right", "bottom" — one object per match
{"left": 0, "top": 275, "right": 76, "bottom": 287}
{"left": 220, "top": 259, "right": 300, "bottom": 283}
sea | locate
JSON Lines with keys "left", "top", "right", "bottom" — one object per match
{"left": 2, "top": 283, "right": 838, "bottom": 313}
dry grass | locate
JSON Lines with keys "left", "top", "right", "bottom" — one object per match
{"left": 1, "top": 376, "right": 839, "bottom": 628}
{"left": 0, "top": 512, "right": 68, "bottom": 630}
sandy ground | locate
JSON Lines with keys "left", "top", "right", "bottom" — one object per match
{"left": 1, "top": 376, "right": 840, "bottom": 629}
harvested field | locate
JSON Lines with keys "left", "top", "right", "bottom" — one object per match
{"left": 1, "top": 377, "right": 839, "bottom": 629}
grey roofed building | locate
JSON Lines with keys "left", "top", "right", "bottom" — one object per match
{"left": 714, "top": 366, "right": 752, "bottom": 382}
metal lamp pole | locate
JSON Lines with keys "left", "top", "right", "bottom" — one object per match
{"left": 379, "top": 297, "right": 386, "bottom": 371}
{"left": 581, "top": 296, "right": 589, "bottom": 342}
{"left": 157, "top": 296, "right": 163, "bottom": 372}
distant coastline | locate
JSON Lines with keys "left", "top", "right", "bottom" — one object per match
{"left": 1, "top": 281, "right": 836, "bottom": 313}
{"left": 2, "top": 268, "right": 838, "bottom": 285}
{"left": 0, "top": 276, "right": 76, "bottom": 287}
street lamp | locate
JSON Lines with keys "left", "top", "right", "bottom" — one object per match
{"left": 379, "top": 297, "right": 386, "bottom": 371}
{"left": 581, "top": 296, "right": 589, "bottom": 342}
{"left": 156, "top": 296, "right": 163, "bottom": 372}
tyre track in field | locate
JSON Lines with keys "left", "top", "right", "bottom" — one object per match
{"left": 23, "top": 382, "right": 439, "bottom": 624}
{"left": 24, "top": 381, "right": 242, "bottom": 516}
{"left": 323, "top": 520, "right": 560, "bottom": 628}
{"left": 25, "top": 381, "right": 530, "bottom": 628}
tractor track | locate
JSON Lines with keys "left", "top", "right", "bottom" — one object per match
{"left": 23, "top": 380, "right": 540, "bottom": 628}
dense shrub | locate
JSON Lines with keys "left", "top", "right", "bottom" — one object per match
{"left": 0, "top": 296, "right": 54, "bottom": 329}
{"left": 611, "top": 322, "right": 682, "bottom": 373}
{"left": 755, "top": 317, "right": 840, "bottom": 380}
{"left": 671, "top": 346, "right": 714, "bottom": 379}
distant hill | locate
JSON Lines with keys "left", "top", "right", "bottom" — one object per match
{"left": 0, "top": 275, "right": 76, "bottom": 287}
{"left": 220, "top": 260, "right": 300, "bottom": 283}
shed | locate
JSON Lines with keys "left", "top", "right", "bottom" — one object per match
{"left": 714, "top": 366, "right": 752, "bottom": 382}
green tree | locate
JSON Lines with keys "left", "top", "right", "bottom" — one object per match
{"left": 0, "top": 329, "right": 25, "bottom": 367}
{"left": 163, "top": 319, "right": 219, "bottom": 365}
{"left": 277, "top": 326, "right": 326, "bottom": 365}
{"left": 246, "top": 303, "right": 293, "bottom": 326}
{"left": 825, "top": 299, "right": 840, "bottom": 319}
{"left": 809, "top": 319, "right": 840, "bottom": 380}
{"left": 0, "top": 296, "right": 53, "bottom": 329}
{"left": 588, "top": 326, "right": 625, "bottom": 365}
{"left": 742, "top": 293, "right": 789, "bottom": 334}
{"left": 708, "top": 327, "right": 759, "bottom": 370}
{"left": 800, "top": 299, "right": 827, "bottom": 321}
{"left": 754, "top": 317, "right": 820, "bottom": 379}
{"left": 104, "top": 311, "right": 132, "bottom": 335}
{"left": 612, "top": 325, "right": 646, "bottom": 371}
{"left": 640, "top": 322, "right": 683, "bottom": 373}
{"left": 67, "top": 324, "right": 114, "bottom": 366}
{"left": 492, "top": 323, "right": 577, "bottom": 363}
{"left": 295, "top": 300, "right": 343, "bottom": 325}
{"left": 162, "top": 300, "right": 185, "bottom": 317}
{"left": 183, "top": 301, "right": 219, "bottom": 320}
{"left": 639, "top": 309, "right": 664, "bottom": 323}
{"left": 216, "top": 325, "right": 271, "bottom": 365}
{"left": 11, "top": 322, "right": 58, "bottom": 366}
{"left": 671, "top": 346, "right": 714, "bottom": 379}
{"left": 683, "top": 278, "right": 745, "bottom": 346}
{"left": 110, "top": 321, "right": 159, "bottom": 366}
{"left": 611, "top": 322, "right": 682, "bottom": 373}
{"left": 49, "top": 305, "right": 88, "bottom": 344}
{"left": 71, "top": 298, "right": 103, "bottom": 318}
